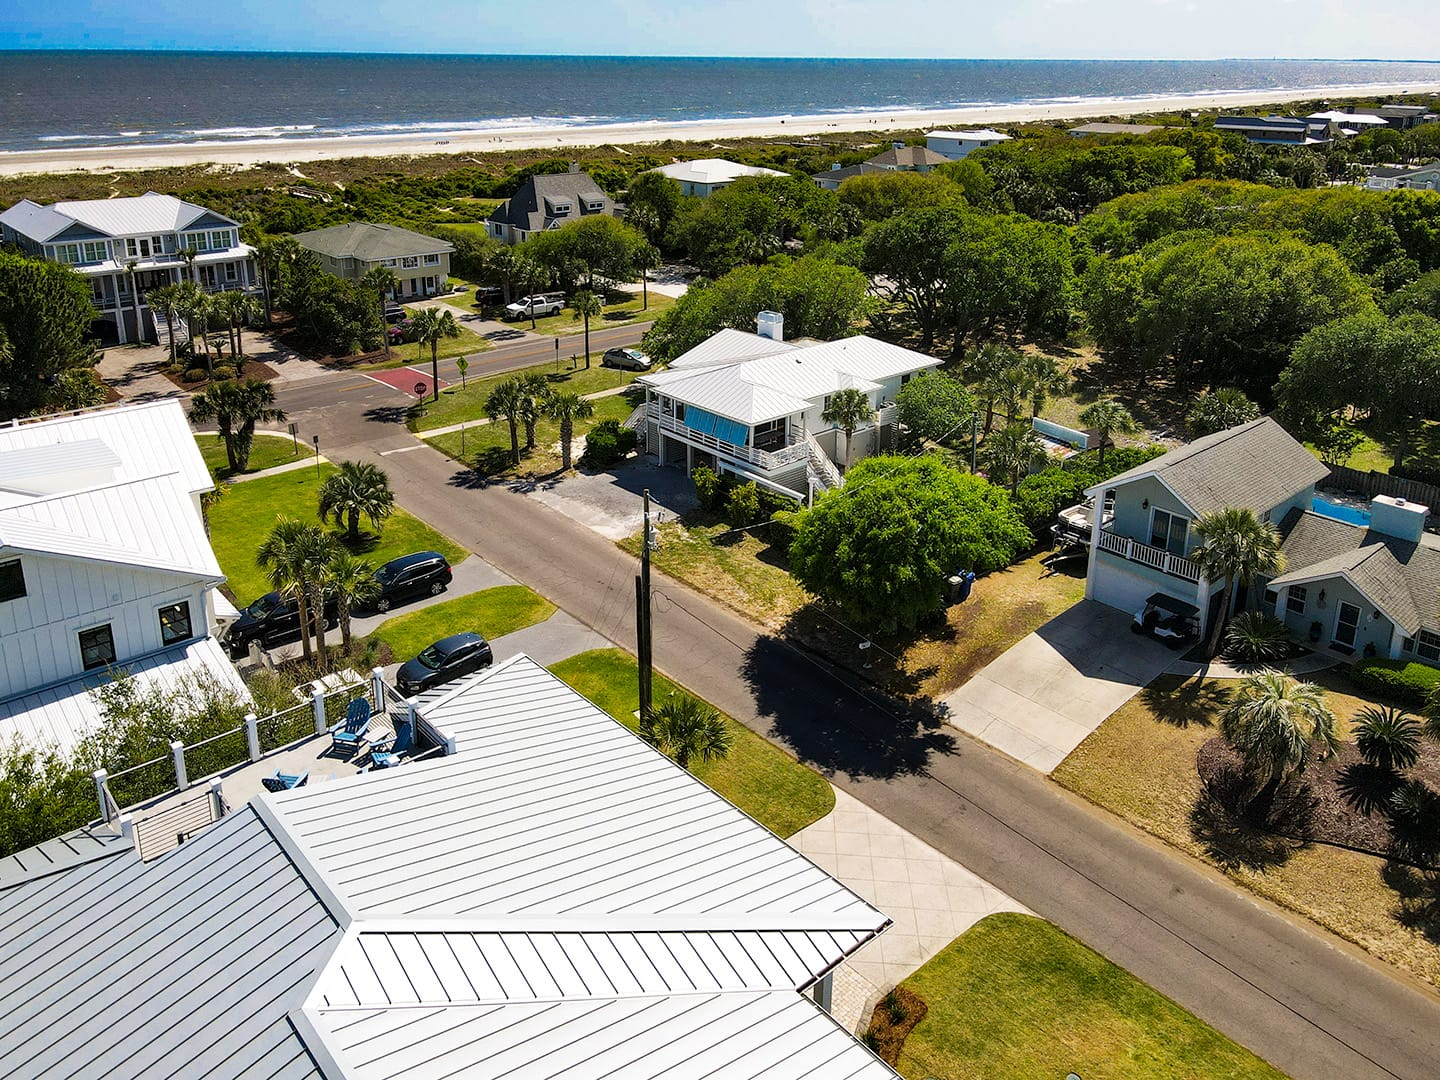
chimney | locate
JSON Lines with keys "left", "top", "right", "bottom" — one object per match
{"left": 1369, "top": 495, "right": 1429, "bottom": 543}
{"left": 830, "top": 162, "right": 841, "bottom": 170}
{"left": 892, "top": 141, "right": 905, "bottom": 150}
{"left": 756, "top": 310, "right": 784, "bottom": 341}
{"left": 568, "top": 161, "right": 580, "bottom": 174}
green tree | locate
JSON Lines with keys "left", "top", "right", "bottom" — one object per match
{"left": 1191, "top": 508, "right": 1285, "bottom": 659}
{"left": 409, "top": 306, "right": 461, "bottom": 402}
{"left": 636, "top": 241, "right": 661, "bottom": 311}
{"left": 1220, "top": 670, "right": 1338, "bottom": 814}
{"left": 525, "top": 213, "right": 645, "bottom": 293}
{"left": 40, "top": 369, "right": 106, "bottom": 414}
{"left": 0, "top": 743, "right": 94, "bottom": 859}
{"left": 838, "top": 170, "right": 966, "bottom": 222}
{"left": 982, "top": 423, "right": 1047, "bottom": 494}
{"left": 146, "top": 282, "right": 184, "bottom": 365}
{"left": 788, "top": 455, "right": 1032, "bottom": 633}
{"left": 256, "top": 518, "right": 330, "bottom": 662}
{"left": 515, "top": 371, "right": 550, "bottom": 450}
{"left": 570, "top": 288, "right": 604, "bottom": 368}
{"left": 322, "top": 550, "right": 379, "bottom": 655}
{"left": 821, "top": 387, "right": 873, "bottom": 469}
{"left": 625, "top": 171, "right": 684, "bottom": 244}
{"left": 1078, "top": 397, "right": 1138, "bottom": 466}
{"left": 0, "top": 252, "right": 98, "bottom": 418}
{"left": 1017, "top": 352, "right": 1069, "bottom": 419}
{"left": 862, "top": 206, "right": 959, "bottom": 349}
{"left": 186, "top": 378, "right": 286, "bottom": 473}
{"left": 544, "top": 390, "right": 595, "bottom": 471}
{"left": 894, "top": 371, "right": 976, "bottom": 446}
{"left": 318, "top": 459, "right": 395, "bottom": 541}
{"left": 639, "top": 693, "right": 732, "bottom": 770}
{"left": 670, "top": 175, "right": 847, "bottom": 276}
{"left": 1187, "top": 387, "right": 1261, "bottom": 437}
{"left": 1353, "top": 706, "right": 1423, "bottom": 773}
{"left": 1312, "top": 422, "right": 1365, "bottom": 467}
{"left": 485, "top": 376, "right": 526, "bottom": 466}
{"left": 360, "top": 266, "right": 399, "bottom": 359}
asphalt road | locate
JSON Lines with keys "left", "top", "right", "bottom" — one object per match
{"left": 270, "top": 367, "right": 1440, "bottom": 1080}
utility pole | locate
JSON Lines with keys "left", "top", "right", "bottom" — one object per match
{"left": 636, "top": 488, "right": 654, "bottom": 719}
{"left": 970, "top": 411, "right": 978, "bottom": 474}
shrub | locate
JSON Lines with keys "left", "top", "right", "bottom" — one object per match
{"left": 183, "top": 367, "right": 208, "bottom": 383}
{"left": 1348, "top": 659, "right": 1440, "bottom": 708}
{"left": 692, "top": 463, "right": 722, "bottom": 510}
{"left": 724, "top": 481, "right": 763, "bottom": 527}
{"left": 1389, "top": 779, "right": 1440, "bottom": 864}
{"left": 1013, "top": 467, "right": 1094, "bottom": 534}
{"left": 211, "top": 364, "right": 238, "bottom": 381}
{"left": 580, "top": 418, "right": 636, "bottom": 468}
{"left": 1221, "top": 612, "right": 1294, "bottom": 663}
{"left": 1391, "top": 459, "right": 1440, "bottom": 487}
{"left": 1353, "top": 706, "right": 1423, "bottom": 772}
{"left": 767, "top": 509, "right": 800, "bottom": 555}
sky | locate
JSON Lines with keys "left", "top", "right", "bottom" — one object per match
{"left": 1, "top": 0, "right": 1438, "bottom": 61}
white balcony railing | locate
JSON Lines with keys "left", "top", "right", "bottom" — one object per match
{"left": 647, "top": 404, "right": 808, "bottom": 472}
{"left": 1097, "top": 529, "right": 1202, "bottom": 583}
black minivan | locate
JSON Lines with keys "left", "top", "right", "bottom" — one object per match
{"left": 226, "top": 592, "right": 339, "bottom": 659}
{"left": 370, "top": 551, "right": 452, "bottom": 612}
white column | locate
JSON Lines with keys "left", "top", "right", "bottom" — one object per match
{"left": 312, "top": 687, "right": 328, "bottom": 735}
{"left": 244, "top": 712, "right": 260, "bottom": 762}
{"left": 93, "top": 768, "right": 110, "bottom": 822}
{"left": 112, "top": 274, "right": 127, "bottom": 344}
{"left": 171, "top": 740, "right": 187, "bottom": 790}
{"left": 371, "top": 667, "right": 387, "bottom": 712}
{"left": 1084, "top": 488, "right": 1106, "bottom": 599}
{"left": 209, "top": 777, "right": 226, "bottom": 819}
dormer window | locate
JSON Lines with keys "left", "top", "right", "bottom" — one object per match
{"left": 586, "top": 199, "right": 605, "bottom": 212}
{"left": 550, "top": 201, "right": 571, "bottom": 216}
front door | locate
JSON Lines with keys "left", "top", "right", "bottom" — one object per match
{"left": 1335, "top": 601, "right": 1361, "bottom": 649}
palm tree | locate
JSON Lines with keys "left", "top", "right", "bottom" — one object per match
{"left": 1192, "top": 508, "right": 1285, "bottom": 659}
{"left": 217, "top": 289, "right": 259, "bottom": 360}
{"left": 361, "top": 266, "right": 399, "bottom": 359}
{"left": 409, "top": 306, "right": 460, "bottom": 402}
{"left": 545, "top": 390, "right": 595, "bottom": 470}
{"left": 635, "top": 242, "right": 661, "bottom": 310}
{"left": 256, "top": 235, "right": 301, "bottom": 323}
{"left": 1078, "top": 396, "right": 1139, "bottom": 466}
{"left": 982, "top": 423, "right": 1046, "bottom": 494}
{"left": 1353, "top": 706, "right": 1423, "bottom": 773}
{"left": 981, "top": 367, "right": 1030, "bottom": 428}
{"left": 571, "top": 288, "right": 604, "bottom": 368}
{"left": 1186, "top": 387, "right": 1261, "bottom": 438}
{"left": 821, "top": 388, "right": 873, "bottom": 469}
{"left": 1220, "top": 670, "right": 1338, "bottom": 813}
{"left": 485, "top": 376, "right": 527, "bottom": 467}
{"left": 323, "top": 550, "right": 379, "bottom": 655}
{"left": 147, "top": 283, "right": 183, "bottom": 364}
{"left": 187, "top": 378, "right": 286, "bottom": 473}
{"left": 639, "top": 693, "right": 732, "bottom": 771}
{"left": 256, "top": 518, "right": 327, "bottom": 663}
{"left": 318, "top": 460, "right": 395, "bottom": 542}
{"left": 181, "top": 289, "right": 215, "bottom": 372}
{"left": 179, "top": 246, "right": 199, "bottom": 286}
{"left": 1018, "top": 353, "right": 1069, "bottom": 420}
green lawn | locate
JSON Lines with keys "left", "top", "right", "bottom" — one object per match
{"left": 523, "top": 291, "right": 675, "bottom": 336}
{"left": 194, "top": 433, "right": 301, "bottom": 480}
{"left": 207, "top": 463, "right": 468, "bottom": 604}
{"left": 427, "top": 392, "right": 636, "bottom": 477}
{"left": 366, "top": 586, "right": 554, "bottom": 659}
{"left": 896, "top": 913, "right": 1288, "bottom": 1080}
{"left": 548, "top": 648, "right": 834, "bottom": 838}
{"left": 397, "top": 312, "right": 493, "bottom": 364}
{"left": 1303, "top": 418, "right": 1440, "bottom": 476}
{"left": 411, "top": 360, "right": 642, "bottom": 432}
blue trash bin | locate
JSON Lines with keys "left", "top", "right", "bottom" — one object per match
{"left": 958, "top": 571, "right": 975, "bottom": 602}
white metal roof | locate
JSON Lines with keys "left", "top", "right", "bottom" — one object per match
{"left": 1307, "top": 110, "right": 1389, "bottom": 126}
{"left": 0, "top": 192, "right": 236, "bottom": 242}
{"left": 928, "top": 128, "right": 1011, "bottom": 141}
{"left": 0, "top": 636, "right": 250, "bottom": 753}
{"left": 666, "top": 327, "right": 797, "bottom": 370}
{"left": 651, "top": 158, "right": 789, "bottom": 185}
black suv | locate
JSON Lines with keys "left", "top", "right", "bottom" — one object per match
{"left": 226, "top": 591, "right": 339, "bottom": 658}
{"left": 396, "top": 631, "right": 494, "bottom": 695}
{"left": 369, "top": 551, "right": 452, "bottom": 612}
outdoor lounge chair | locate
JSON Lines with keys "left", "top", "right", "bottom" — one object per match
{"left": 367, "top": 719, "right": 414, "bottom": 771}
{"left": 330, "top": 697, "right": 371, "bottom": 754}
{"left": 262, "top": 770, "right": 308, "bottom": 793}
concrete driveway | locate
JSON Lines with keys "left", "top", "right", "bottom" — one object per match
{"left": 509, "top": 455, "right": 699, "bottom": 540}
{"left": 941, "top": 600, "right": 1178, "bottom": 773}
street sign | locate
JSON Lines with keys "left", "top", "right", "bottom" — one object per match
{"left": 413, "top": 381, "right": 427, "bottom": 397}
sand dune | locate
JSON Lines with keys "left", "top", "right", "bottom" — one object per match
{"left": 0, "top": 81, "right": 1437, "bottom": 177}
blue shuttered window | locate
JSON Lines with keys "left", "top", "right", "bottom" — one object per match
{"left": 684, "top": 408, "right": 749, "bottom": 446}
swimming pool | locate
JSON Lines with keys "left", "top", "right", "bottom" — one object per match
{"left": 1312, "top": 496, "right": 1371, "bottom": 527}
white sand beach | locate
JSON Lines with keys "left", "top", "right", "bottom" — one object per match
{"left": 1, "top": 81, "right": 1438, "bottom": 177}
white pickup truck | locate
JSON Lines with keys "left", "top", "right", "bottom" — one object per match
{"left": 504, "top": 293, "right": 565, "bottom": 321}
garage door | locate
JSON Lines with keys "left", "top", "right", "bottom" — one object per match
{"left": 1090, "top": 552, "right": 1200, "bottom": 623}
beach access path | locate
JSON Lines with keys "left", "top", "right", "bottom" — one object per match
{"left": 5, "top": 80, "right": 1440, "bottom": 176}
{"left": 254, "top": 361, "right": 1440, "bottom": 1080}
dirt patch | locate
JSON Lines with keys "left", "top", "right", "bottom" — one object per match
{"left": 864, "top": 986, "right": 928, "bottom": 1067}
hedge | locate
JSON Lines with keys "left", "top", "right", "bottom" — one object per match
{"left": 1347, "top": 658, "right": 1440, "bottom": 708}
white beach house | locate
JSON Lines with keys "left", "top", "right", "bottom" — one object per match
{"left": 637, "top": 316, "right": 940, "bottom": 502}
{"left": 925, "top": 129, "right": 1012, "bottom": 160}
{"left": 0, "top": 191, "right": 257, "bottom": 345}
{"left": 0, "top": 653, "right": 896, "bottom": 1079}
{"left": 0, "top": 401, "right": 246, "bottom": 754}
{"left": 649, "top": 157, "right": 788, "bottom": 197}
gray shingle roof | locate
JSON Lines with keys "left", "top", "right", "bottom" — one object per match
{"left": 811, "top": 162, "right": 886, "bottom": 185}
{"left": 1100, "top": 417, "right": 1329, "bottom": 518}
{"left": 864, "top": 146, "right": 950, "bottom": 169}
{"left": 293, "top": 222, "right": 452, "bottom": 262}
{"left": 1070, "top": 122, "right": 1163, "bottom": 135}
{"left": 1272, "top": 508, "right": 1440, "bottom": 633}
{"left": 487, "top": 172, "right": 619, "bottom": 232}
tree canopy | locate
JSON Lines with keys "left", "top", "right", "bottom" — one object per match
{"left": 788, "top": 456, "right": 1032, "bottom": 633}
{"left": 523, "top": 213, "right": 647, "bottom": 292}
{"left": 0, "top": 252, "right": 99, "bottom": 418}
{"left": 895, "top": 371, "right": 977, "bottom": 446}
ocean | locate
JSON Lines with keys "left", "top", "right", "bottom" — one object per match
{"left": 0, "top": 52, "right": 1436, "bottom": 154}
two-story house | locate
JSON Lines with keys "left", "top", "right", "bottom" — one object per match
{"left": 636, "top": 315, "right": 940, "bottom": 502}
{"left": 925, "top": 129, "right": 1011, "bottom": 160}
{"left": 0, "top": 192, "right": 257, "bottom": 345}
{"left": 0, "top": 400, "right": 247, "bottom": 753}
{"left": 1213, "top": 115, "right": 1336, "bottom": 146}
{"left": 811, "top": 143, "right": 950, "bottom": 189}
{"left": 292, "top": 222, "right": 454, "bottom": 300}
{"left": 486, "top": 166, "right": 620, "bottom": 245}
{"left": 1077, "top": 417, "right": 1440, "bottom": 665}
{"left": 649, "top": 158, "right": 788, "bottom": 197}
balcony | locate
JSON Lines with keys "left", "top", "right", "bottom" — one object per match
{"left": 647, "top": 403, "right": 808, "bottom": 473}
{"left": 1097, "top": 528, "right": 1202, "bottom": 583}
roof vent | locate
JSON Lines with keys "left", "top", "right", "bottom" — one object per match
{"left": 568, "top": 161, "right": 580, "bottom": 174}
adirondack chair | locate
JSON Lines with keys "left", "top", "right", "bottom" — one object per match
{"left": 368, "top": 719, "right": 414, "bottom": 771}
{"left": 330, "top": 697, "right": 371, "bottom": 754}
{"left": 261, "top": 770, "right": 308, "bottom": 793}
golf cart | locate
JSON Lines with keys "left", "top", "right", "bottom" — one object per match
{"left": 1130, "top": 592, "right": 1200, "bottom": 649}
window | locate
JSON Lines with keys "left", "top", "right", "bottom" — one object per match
{"left": 53, "top": 243, "right": 81, "bottom": 264}
{"left": 211, "top": 230, "right": 231, "bottom": 250}
{"left": 1148, "top": 508, "right": 1189, "bottom": 556}
{"left": 189, "top": 232, "right": 209, "bottom": 252}
{"left": 225, "top": 262, "right": 238, "bottom": 282}
{"left": 91, "top": 279, "right": 106, "bottom": 305}
{"left": 82, "top": 241, "right": 106, "bottom": 262}
{"left": 586, "top": 199, "right": 605, "bottom": 212}
{"left": 1287, "top": 585, "right": 1307, "bottom": 616}
{"left": 125, "top": 237, "right": 152, "bottom": 258}
{"left": 1417, "top": 630, "right": 1440, "bottom": 663}
{"left": 0, "top": 559, "right": 25, "bottom": 602}
{"left": 78, "top": 625, "right": 116, "bottom": 671}
{"left": 199, "top": 265, "right": 217, "bottom": 287}
{"left": 1263, "top": 587, "right": 1278, "bottom": 607}
{"left": 158, "top": 601, "right": 193, "bottom": 645}
{"left": 423, "top": 253, "right": 441, "bottom": 265}
{"left": 900, "top": 373, "right": 913, "bottom": 385}
{"left": 401, "top": 256, "right": 420, "bottom": 268}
